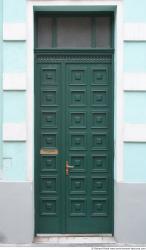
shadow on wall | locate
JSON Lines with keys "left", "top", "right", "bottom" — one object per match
{"left": 0, "top": 232, "right": 7, "bottom": 243}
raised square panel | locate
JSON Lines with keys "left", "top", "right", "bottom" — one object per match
{"left": 41, "top": 111, "right": 57, "bottom": 128}
{"left": 41, "top": 90, "right": 58, "bottom": 106}
{"left": 41, "top": 133, "right": 57, "bottom": 148}
{"left": 92, "top": 68, "right": 108, "bottom": 85}
{"left": 69, "top": 154, "right": 86, "bottom": 172}
{"left": 69, "top": 89, "right": 86, "bottom": 106}
{"left": 91, "top": 89, "right": 108, "bottom": 106}
{"left": 41, "top": 156, "right": 57, "bottom": 171}
{"left": 40, "top": 198, "right": 57, "bottom": 216}
{"left": 92, "top": 154, "right": 108, "bottom": 172}
{"left": 41, "top": 68, "right": 58, "bottom": 85}
{"left": 91, "top": 176, "right": 108, "bottom": 194}
{"left": 40, "top": 176, "right": 57, "bottom": 194}
{"left": 91, "top": 198, "right": 108, "bottom": 217}
{"left": 69, "top": 112, "right": 86, "bottom": 128}
{"left": 70, "top": 133, "right": 86, "bottom": 150}
{"left": 68, "top": 66, "right": 87, "bottom": 85}
{"left": 69, "top": 198, "right": 86, "bottom": 216}
{"left": 69, "top": 177, "right": 86, "bottom": 194}
{"left": 92, "top": 111, "right": 108, "bottom": 128}
{"left": 92, "top": 133, "right": 108, "bottom": 149}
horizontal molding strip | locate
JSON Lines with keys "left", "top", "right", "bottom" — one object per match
{"left": 3, "top": 23, "right": 26, "bottom": 41}
{"left": 124, "top": 23, "right": 146, "bottom": 41}
{"left": 124, "top": 73, "right": 146, "bottom": 91}
{"left": 3, "top": 123, "right": 27, "bottom": 141}
{"left": 3, "top": 73, "right": 26, "bottom": 90}
{"left": 124, "top": 124, "right": 146, "bottom": 142}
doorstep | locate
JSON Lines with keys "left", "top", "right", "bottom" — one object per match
{"left": 34, "top": 235, "right": 116, "bottom": 244}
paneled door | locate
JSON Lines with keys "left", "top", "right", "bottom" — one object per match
{"left": 35, "top": 51, "right": 114, "bottom": 234}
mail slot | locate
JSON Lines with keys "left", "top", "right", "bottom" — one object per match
{"left": 40, "top": 149, "right": 59, "bottom": 155}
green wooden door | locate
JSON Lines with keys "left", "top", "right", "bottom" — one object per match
{"left": 35, "top": 51, "right": 114, "bottom": 234}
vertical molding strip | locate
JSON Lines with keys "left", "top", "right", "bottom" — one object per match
{"left": 0, "top": 0, "right": 3, "bottom": 178}
{"left": 27, "top": 2, "right": 34, "bottom": 181}
{"left": 114, "top": 2, "right": 124, "bottom": 182}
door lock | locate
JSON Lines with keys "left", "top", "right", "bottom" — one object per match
{"left": 66, "top": 161, "right": 74, "bottom": 176}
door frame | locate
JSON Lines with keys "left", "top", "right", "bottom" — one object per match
{"left": 26, "top": 0, "right": 124, "bottom": 238}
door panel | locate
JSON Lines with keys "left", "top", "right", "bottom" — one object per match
{"left": 65, "top": 62, "right": 112, "bottom": 233}
{"left": 35, "top": 63, "right": 64, "bottom": 233}
{"left": 35, "top": 52, "right": 113, "bottom": 234}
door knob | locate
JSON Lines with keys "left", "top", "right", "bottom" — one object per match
{"left": 66, "top": 161, "right": 74, "bottom": 176}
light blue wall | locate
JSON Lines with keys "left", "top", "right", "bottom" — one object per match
{"left": 3, "top": 142, "right": 27, "bottom": 181}
{"left": 2, "top": 0, "right": 27, "bottom": 181}
{"left": 124, "top": 143, "right": 146, "bottom": 182}
{"left": 123, "top": 1, "right": 146, "bottom": 184}
{"left": 124, "top": 42, "right": 146, "bottom": 72}
{"left": 124, "top": 92, "right": 146, "bottom": 123}
{"left": 3, "top": 42, "right": 26, "bottom": 73}
{"left": 124, "top": 0, "right": 146, "bottom": 22}
{"left": 3, "top": 92, "right": 26, "bottom": 123}
{"left": 3, "top": 0, "right": 26, "bottom": 22}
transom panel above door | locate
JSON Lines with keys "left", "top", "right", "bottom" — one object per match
{"left": 36, "top": 14, "right": 113, "bottom": 49}
{"left": 35, "top": 51, "right": 114, "bottom": 234}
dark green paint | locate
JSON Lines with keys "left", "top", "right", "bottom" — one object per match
{"left": 34, "top": 6, "right": 116, "bottom": 12}
{"left": 34, "top": 11, "right": 114, "bottom": 235}
{"left": 35, "top": 50, "right": 114, "bottom": 234}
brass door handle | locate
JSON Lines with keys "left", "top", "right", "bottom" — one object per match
{"left": 66, "top": 161, "right": 74, "bottom": 176}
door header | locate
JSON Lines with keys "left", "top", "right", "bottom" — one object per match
{"left": 34, "top": 6, "right": 116, "bottom": 13}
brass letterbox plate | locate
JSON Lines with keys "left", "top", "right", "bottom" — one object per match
{"left": 40, "top": 149, "right": 59, "bottom": 155}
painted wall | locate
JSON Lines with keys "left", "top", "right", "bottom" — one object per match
{"left": 0, "top": 0, "right": 33, "bottom": 244}
{"left": 2, "top": 0, "right": 27, "bottom": 181}
{"left": 123, "top": 0, "right": 146, "bottom": 183}
{"left": 115, "top": 0, "right": 146, "bottom": 243}
{"left": 124, "top": 0, "right": 146, "bottom": 22}
{"left": 0, "top": 0, "right": 146, "bottom": 244}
